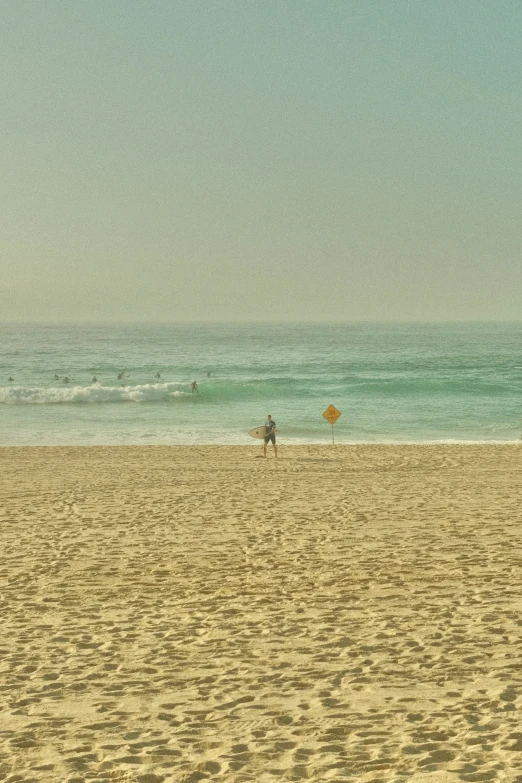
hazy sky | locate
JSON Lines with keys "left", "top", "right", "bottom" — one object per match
{"left": 2, "top": 1, "right": 521, "bottom": 322}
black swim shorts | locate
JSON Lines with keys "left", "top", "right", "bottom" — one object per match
{"left": 264, "top": 432, "right": 276, "bottom": 444}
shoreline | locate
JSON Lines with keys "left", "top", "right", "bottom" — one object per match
{"left": 2, "top": 444, "right": 522, "bottom": 781}
{"left": 2, "top": 439, "right": 521, "bottom": 448}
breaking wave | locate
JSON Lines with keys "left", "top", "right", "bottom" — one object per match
{"left": 0, "top": 382, "right": 192, "bottom": 405}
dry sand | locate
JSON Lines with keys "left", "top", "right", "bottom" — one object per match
{"left": 1, "top": 444, "right": 522, "bottom": 783}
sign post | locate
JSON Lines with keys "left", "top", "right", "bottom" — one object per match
{"left": 323, "top": 405, "right": 341, "bottom": 445}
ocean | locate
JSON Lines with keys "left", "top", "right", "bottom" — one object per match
{"left": 1, "top": 322, "right": 521, "bottom": 445}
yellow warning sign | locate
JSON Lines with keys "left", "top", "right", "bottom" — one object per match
{"left": 323, "top": 405, "right": 341, "bottom": 425}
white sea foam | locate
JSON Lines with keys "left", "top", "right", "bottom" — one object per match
{"left": 0, "top": 382, "right": 190, "bottom": 405}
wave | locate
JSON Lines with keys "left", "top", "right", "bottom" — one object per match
{"left": 0, "top": 382, "right": 193, "bottom": 405}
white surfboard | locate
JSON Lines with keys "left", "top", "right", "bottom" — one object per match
{"left": 249, "top": 425, "right": 272, "bottom": 439}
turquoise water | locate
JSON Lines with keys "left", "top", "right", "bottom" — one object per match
{"left": 1, "top": 322, "right": 521, "bottom": 445}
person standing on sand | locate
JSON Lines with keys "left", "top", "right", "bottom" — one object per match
{"left": 263, "top": 414, "right": 277, "bottom": 458}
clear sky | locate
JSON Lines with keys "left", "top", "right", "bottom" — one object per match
{"left": 2, "top": 1, "right": 521, "bottom": 322}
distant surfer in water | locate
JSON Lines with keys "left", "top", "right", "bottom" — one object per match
{"left": 263, "top": 415, "right": 277, "bottom": 458}
{"left": 92, "top": 376, "right": 98, "bottom": 383}
{"left": 155, "top": 372, "right": 161, "bottom": 379}
{"left": 8, "top": 376, "right": 14, "bottom": 382}
{"left": 54, "top": 374, "right": 60, "bottom": 380}
{"left": 191, "top": 380, "right": 198, "bottom": 393}
{"left": 117, "top": 371, "right": 125, "bottom": 380}
{"left": 63, "top": 376, "right": 70, "bottom": 384}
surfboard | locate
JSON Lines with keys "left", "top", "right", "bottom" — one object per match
{"left": 249, "top": 425, "right": 273, "bottom": 439}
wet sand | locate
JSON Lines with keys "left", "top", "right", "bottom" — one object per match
{"left": 1, "top": 445, "right": 522, "bottom": 782}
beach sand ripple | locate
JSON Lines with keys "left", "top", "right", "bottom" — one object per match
{"left": 1, "top": 445, "right": 522, "bottom": 782}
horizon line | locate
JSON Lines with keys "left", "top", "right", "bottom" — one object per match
{"left": 2, "top": 319, "right": 522, "bottom": 327}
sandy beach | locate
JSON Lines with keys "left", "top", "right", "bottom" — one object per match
{"left": 1, "top": 444, "right": 522, "bottom": 783}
